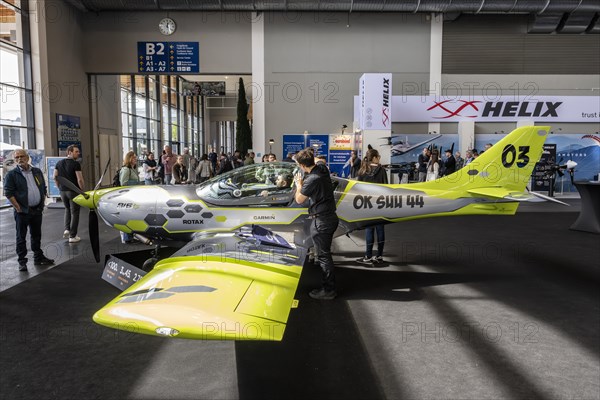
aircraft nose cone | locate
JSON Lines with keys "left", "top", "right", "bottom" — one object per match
{"left": 74, "top": 192, "right": 95, "bottom": 209}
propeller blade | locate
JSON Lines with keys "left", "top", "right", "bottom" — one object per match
{"left": 94, "top": 158, "right": 112, "bottom": 191}
{"left": 56, "top": 177, "right": 88, "bottom": 199}
{"left": 89, "top": 209, "right": 100, "bottom": 262}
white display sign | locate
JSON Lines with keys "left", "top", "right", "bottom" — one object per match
{"left": 355, "top": 95, "right": 600, "bottom": 123}
{"left": 329, "top": 134, "right": 353, "bottom": 150}
{"left": 359, "top": 73, "right": 393, "bottom": 130}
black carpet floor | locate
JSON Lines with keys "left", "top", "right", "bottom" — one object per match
{"left": 0, "top": 212, "right": 598, "bottom": 400}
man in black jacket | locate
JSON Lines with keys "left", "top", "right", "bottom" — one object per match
{"left": 3, "top": 149, "right": 54, "bottom": 271}
{"left": 294, "top": 148, "right": 339, "bottom": 300}
{"left": 442, "top": 149, "right": 456, "bottom": 176}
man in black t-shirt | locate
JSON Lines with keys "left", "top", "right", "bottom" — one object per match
{"left": 294, "top": 148, "right": 339, "bottom": 300}
{"left": 53, "top": 145, "right": 85, "bottom": 243}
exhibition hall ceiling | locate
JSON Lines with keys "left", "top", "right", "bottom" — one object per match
{"left": 63, "top": 0, "right": 598, "bottom": 14}
{"left": 62, "top": 0, "right": 600, "bottom": 34}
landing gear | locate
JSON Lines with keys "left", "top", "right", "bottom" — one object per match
{"left": 142, "top": 257, "right": 158, "bottom": 271}
{"left": 142, "top": 244, "right": 161, "bottom": 271}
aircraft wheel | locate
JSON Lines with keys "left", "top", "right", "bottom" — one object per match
{"left": 143, "top": 257, "right": 158, "bottom": 271}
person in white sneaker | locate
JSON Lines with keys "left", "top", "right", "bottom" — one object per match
{"left": 54, "top": 145, "right": 85, "bottom": 244}
{"left": 356, "top": 149, "right": 387, "bottom": 266}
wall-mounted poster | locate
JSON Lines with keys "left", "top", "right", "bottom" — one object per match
{"left": 282, "top": 135, "right": 306, "bottom": 159}
{"left": 1, "top": 149, "right": 46, "bottom": 203}
{"left": 46, "top": 157, "right": 63, "bottom": 198}
{"left": 531, "top": 144, "right": 557, "bottom": 193}
{"left": 545, "top": 134, "right": 600, "bottom": 192}
{"left": 474, "top": 134, "right": 507, "bottom": 153}
{"left": 390, "top": 134, "right": 459, "bottom": 165}
{"left": 182, "top": 81, "right": 226, "bottom": 97}
{"left": 328, "top": 135, "right": 353, "bottom": 177}
{"left": 306, "top": 135, "right": 329, "bottom": 157}
{"left": 57, "top": 114, "right": 82, "bottom": 156}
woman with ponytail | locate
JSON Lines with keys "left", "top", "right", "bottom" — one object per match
{"left": 356, "top": 149, "right": 388, "bottom": 265}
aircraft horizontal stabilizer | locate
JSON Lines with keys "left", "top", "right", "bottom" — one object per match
{"left": 467, "top": 187, "right": 569, "bottom": 206}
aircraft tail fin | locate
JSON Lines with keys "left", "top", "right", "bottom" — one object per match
{"left": 412, "top": 126, "right": 550, "bottom": 195}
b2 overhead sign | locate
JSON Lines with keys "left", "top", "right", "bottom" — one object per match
{"left": 354, "top": 95, "right": 600, "bottom": 123}
{"left": 137, "top": 42, "right": 199, "bottom": 73}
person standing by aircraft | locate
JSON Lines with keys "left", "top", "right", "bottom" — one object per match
{"left": 196, "top": 154, "right": 213, "bottom": 183}
{"left": 418, "top": 147, "right": 430, "bottom": 182}
{"left": 161, "top": 145, "right": 177, "bottom": 185}
{"left": 54, "top": 145, "right": 85, "bottom": 243}
{"left": 356, "top": 149, "right": 388, "bottom": 265}
{"left": 294, "top": 148, "right": 339, "bottom": 300}
{"left": 426, "top": 151, "right": 440, "bottom": 181}
{"left": 4, "top": 149, "right": 54, "bottom": 271}
{"left": 173, "top": 155, "right": 188, "bottom": 184}
{"left": 442, "top": 149, "right": 456, "bottom": 176}
{"left": 455, "top": 151, "right": 464, "bottom": 170}
{"left": 348, "top": 150, "right": 361, "bottom": 179}
{"left": 142, "top": 152, "right": 159, "bottom": 185}
{"left": 119, "top": 151, "right": 140, "bottom": 243}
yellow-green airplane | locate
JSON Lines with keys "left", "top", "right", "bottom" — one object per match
{"left": 64, "top": 125, "right": 563, "bottom": 341}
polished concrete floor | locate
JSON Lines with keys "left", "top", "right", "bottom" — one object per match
{"left": 0, "top": 201, "right": 598, "bottom": 400}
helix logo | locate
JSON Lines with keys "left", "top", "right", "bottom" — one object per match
{"left": 427, "top": 100, "right": 481, "bottom": 119}
{"left": 382, "top": 107, "right": 390, "bottom": 127}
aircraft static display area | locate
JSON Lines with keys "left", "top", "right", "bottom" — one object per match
{"left": 71, "top": 126, "right": 558, "bottom": 340}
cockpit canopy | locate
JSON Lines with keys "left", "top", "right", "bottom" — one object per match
{"left": 196, "top": 162, "right": 300, "bottom": 207}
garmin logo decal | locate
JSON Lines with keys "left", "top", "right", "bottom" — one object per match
{"left": 254, "top": 215, "right": 276, "bottom": 220}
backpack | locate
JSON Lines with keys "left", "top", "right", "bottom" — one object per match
{"left": 112, "top": 168, "right": 122, "bottom": 187}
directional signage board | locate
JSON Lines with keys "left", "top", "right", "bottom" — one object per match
{"left": 137, "top": 42, "right": 199, "bottom": 73}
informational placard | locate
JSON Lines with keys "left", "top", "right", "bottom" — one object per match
{"left": 138, "top": 42, "right": 199, "bottom": 73}
{"left": 46, "top": 157, "right": 63, "bottom": 198}
{"left": 328, "top": 135, "right": 353, "bottom": 178}
{"left": 56, "top": 114, "right": 81, "bottom": 156}
{"left": 306, "top": 135, "right": 329, "bottom": 157}
{"left": 102, "top": 255, "right": 147, "bottom": 291}
{"left": 531, "top": 144, "right": 557, "bottom": 192}
{"left": 282, "top": 135, "right": 306, "bottom": 159}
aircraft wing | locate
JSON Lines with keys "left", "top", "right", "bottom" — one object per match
{"left": 93, "top": 227, "right": 306, "bottom": 341}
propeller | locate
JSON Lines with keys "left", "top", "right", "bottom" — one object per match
{"left": 57, "top": 159, "right": 111, "bottom": 263}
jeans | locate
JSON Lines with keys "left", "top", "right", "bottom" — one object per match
{"left": 60, "top": 190, "right": 80, "bottom": 237}
{"left": 310, "top": 213, "right": 339, "bottom": 291}
{"left": 164, "top": 174, "right": 172, "bottom": 185}
{"left": 144, "top": 179, "right": 154, "bottom": 185}
{"left": 365, "top": 224, "right": 385, "bottom": 258}
{"left": 14, "top": 210, "right": 44, "bottom": 264}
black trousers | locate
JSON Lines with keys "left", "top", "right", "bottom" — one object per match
{"left": 60, "top": 190, "right": 80, "bottom": 237}
{"left": 310, "top": 213, "right": 339, "bottom": 291}
{"left": 14, "top": 210, "right": 43, "bottom": 265}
